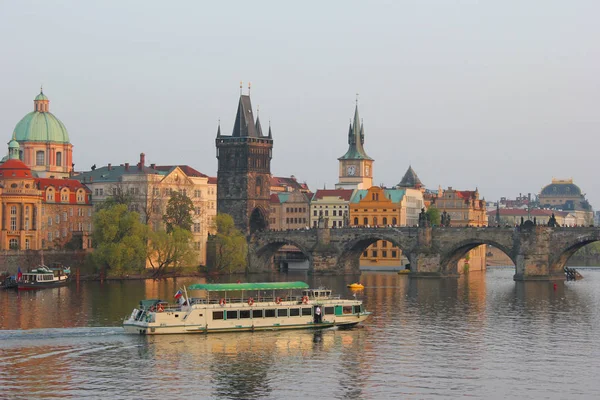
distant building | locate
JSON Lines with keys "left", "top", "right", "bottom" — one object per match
{"left": 432, "top": 187, "right": 488, "bottom": 227}
{"left": 270, "top": 176, "right": 310, "bottom": 194}
{"left": 488, "top": 208, "right": 576, "bottom": 227}
{"left": 269, "top": 191, "right": 310, "bottom": 230}
{"left": 538, "top": 178, "right": 593, "bottom": 226}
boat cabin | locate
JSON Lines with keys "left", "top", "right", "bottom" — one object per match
{"left": 302, "top": 289, "right": 332, "bottom": 299}
{"left": 20, "top": 272, "right": 55, "bottom": 283}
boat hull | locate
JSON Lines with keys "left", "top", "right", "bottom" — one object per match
{"left": 18, "top": 280, "right": 70, "bottom": 290}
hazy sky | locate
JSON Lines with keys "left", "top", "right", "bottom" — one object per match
{"left": 2, "top": 1, "right": 599, "bottom": 207}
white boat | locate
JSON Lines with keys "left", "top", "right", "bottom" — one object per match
{"left": 123, "top": 281, "right": 371, "bottom": 335}
{"left": 17, "top": 264, "right": 71, "bottom": 290}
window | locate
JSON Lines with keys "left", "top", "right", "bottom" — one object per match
{"left": 314, "top": 210, "right": 317, "bottom": 216}
{"left": 265, "top": 309, "right": 276, "bottom": 318}
{"left": 212, "top": 311, "right": 224, "bottom": 320}
{"left": 252, "top": 309, "right": 263, "bottom": 318}
{"left": 195, "top": 207, "right": 201, "bottom": 215}
{"left": 382, "top": 251, "right": 387, "bottom": 258}
{"left": 325, "top": 307, "right": 335, "bottom": 315}
{"left": 56, "top": 152, "right": 62, "bottom": 167}
{"left": 343, "top": 306, "right": 353, "bottom": 314}
{"left": 153, "top": 187, "right": 160, "bottom": 196}
{"left": 226, "top": 310, "right": 238, "bottom": 320}
{"left": 392, "top": 250, "right": 397, "bottom": 258}
{"left": 36, "top": 151, "right": 45, "bottom": 166}
{"left": 277, "top": 309, "right": 287, "bottom": 317}
{"left": 9, "top": 238, "right": 18, "bottom": 249}
{"left": 333, "top": 210, "right": 337, "bottom": 216}
{"left": 382, "top": 241, "right": 387, "bottom": 248}
{"left": 363, "top": 251, "right": 368, "bottom": 257}
{"left": 372, "top": 250, "right": 378, "bottom": 257}
{"left": 354, "top": 217, "right": 358, "bottom": 225}
{"left": 383, "top": 217, "right": 388, "bottom": 225}
{"left": 392, "top": 217, "right": 397, "bottom": 225}
{"left": 239, "top": 310, "right": 251, "bottom": 319}
{"left": 63, "top": 212, "right": 67, "bottom": 222}
{"left": 193, "top": 223, "right": 201, "bottom": 232}
{"left": 373, "top": 217, "right": 378, "bottom": 225}
{"left": 25, "top": 238, "right": 30, "bottom": 250}
{"left": 289, "top": 308, "right": 300, "bottom": 317}
{"left": 48, "top": 232, "right": 53, "bottom": 241}
{"left": 363, "top": 217, "right": 368, "bottom": 225}
{"left": 301, "top": 307, "right": 312, "bottom": 316}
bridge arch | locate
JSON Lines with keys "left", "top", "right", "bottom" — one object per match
{"left": 249, "top": 237, "right": 312, "bottom": 272}
{"left": 440, "top": 238, "right": 516, "bottom": 275}
{"left": 337, "top": 231, "right": 415, "bottom": 273}
{"left": 550, "top": 232, "right": 600, "bottom": 272}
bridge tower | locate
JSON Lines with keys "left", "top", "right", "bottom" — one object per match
{"left": 216, "top": 85, "right": 273, "bottom": 234}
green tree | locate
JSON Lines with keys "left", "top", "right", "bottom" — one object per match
{"left": 91, "top": 203, "right": 147, "bottom": 276}
{"left": 212, "top": 214, "right": 247, "bottom": 274}
{"left": 163, "top": 191, "right": 194, "bottom": 233}
{"left": 426, "top": 206, "right": 441, "bottom": 226}
{"left": 147, "top": 227, "right": 197, "bottom": 277}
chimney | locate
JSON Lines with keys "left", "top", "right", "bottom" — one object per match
{"left": 108, "top": 163, "right": 112, "bottom": 171}
{"left": 125, "top": 163, "right": 129, "bottom": 171}
{"left": 150, "top": 163, "right": 156, "bottom": 169}
{"left": 139, "top": 153, "right": 145, "bottom": 169}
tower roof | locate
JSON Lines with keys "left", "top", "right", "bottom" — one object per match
{"left": 397, "top": 165, "right": 423, "bottom": 188}
{"left": 338, "top": 105, "right": 372, "bottom": 160}
{"left": 232, "top": 95, "right": 258, "bottom": 137}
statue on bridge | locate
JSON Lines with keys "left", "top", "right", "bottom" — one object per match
{"left": 418, "top": 208, "right": 430, "bottom": 227}
{"left": 548, "top": 213, "right": 558, "bottom": 227}
{"left": 441, "top": 211, "right": 451, "bottom": 227}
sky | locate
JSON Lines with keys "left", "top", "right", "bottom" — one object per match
{"left": 1, "top": 1, "right": 599, "bottom": 207}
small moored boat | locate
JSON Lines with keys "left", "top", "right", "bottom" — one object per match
{"left": 123, "top": 281, "right": 371, "bottom": 335}
{"left": 18, "top": 264, "right": 71, "bottom": 290}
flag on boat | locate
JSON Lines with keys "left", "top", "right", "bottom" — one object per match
{"left": 174, "top": 290, "right": 183, "bottom": 300}
{"left": 17, "top": 266, "right": 22, "bottom": 281}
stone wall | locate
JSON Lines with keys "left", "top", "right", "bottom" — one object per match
{"left": 0, "top": 250, "right": 91, "bottom": 275}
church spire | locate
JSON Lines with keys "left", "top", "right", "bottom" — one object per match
{"left": 216, "top": 119, "right": 221, "bottom": 137}
{"left": 338, "top": 103, "right": 372, "bottom": 161}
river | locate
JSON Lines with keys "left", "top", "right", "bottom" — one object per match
{"left": 1, "top": 268, "right": 600, "bottom": 399}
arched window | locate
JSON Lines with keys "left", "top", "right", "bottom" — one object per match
{"left": 373, "top": 216, "right": 378, "bottom": 226}
{"left": 363, "top": 217, "right": 368, "bottom": 226}
{"left": 383, "top": 217, "right": 388, "bottom": 225}
{"left": 36, "top": 151, "right": 45, "bottom": 166}
{"left": 354, "top": 217, "right": 358, "bottom": 225}
{"left": 392, "top": 217, "right": 397, "bottom": 225}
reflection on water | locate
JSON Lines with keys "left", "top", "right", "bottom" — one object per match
{"left": 2, "top": 269, "right": 600, "bottom": 399}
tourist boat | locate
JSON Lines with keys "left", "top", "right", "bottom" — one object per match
{"left": 123, "top": 281, "right": 371, "bottom": 335}
{"left": 347, "top": 283, "right": 364, "bottom": 289}
{"left": 17, "top": 264, "right": 71, "bottom": 290}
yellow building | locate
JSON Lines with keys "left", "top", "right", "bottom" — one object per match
{"left": 269, "top": 191, "right": 310, "bottom": 230}
{"left": 432, "top": 187, "right": 488, "bottom": 272}
{"left": 349, "top": 186, "right": 424, "bottom": 269}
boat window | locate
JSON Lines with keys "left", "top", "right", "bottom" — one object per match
{"left": 265, "top": 309, "right": 276, "bottom": 318}
{"left": 353, "top": 305, "right": 361, "bottom": 314}
{"left": 301, "top": 307, "right": 312, "bottom": 316}
{"left": 343, "top": 306, "right": 353, "bottom": 314}
{"left": 240, "top": 310, "right": 251, "bottom": 319}
{"left": 277, "top": 309, "right": 287, "bottom": 317}
{"left": 252, "top": 309, "right": 263, "bottom": 318}
{"left": 226, "top": 310, "right": 238, "bottom": 320}
{"left": 324, "top": 307, "right": 334, "bottom": 315}
{"left": 213, "top": 311, "right": 224, "bottom": 320}
{"left": 289, "top": 308, "right": 300, "bottom": 317}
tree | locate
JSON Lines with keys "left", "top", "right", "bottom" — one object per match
{"left": 147, "top": 227, "right": 197, "bottom": 277}
{"left": 163, "top": 191, "right": 194, "bottom": 233}
{"left": 426, "top": 206, "right": 441, "bottom": 226}
{"left": 91, "top": 203, "right": 147, "bottom": 276}
{"left": 212, "top": 214, "right": 247, "bottom": 274}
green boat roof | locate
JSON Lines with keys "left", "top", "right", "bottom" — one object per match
{"left": 187, "top": 281, "right": 309, "bottom": 291}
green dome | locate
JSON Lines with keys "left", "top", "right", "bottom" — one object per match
{"left": 35, "top": 92, "right": 48, "bottom": 101}
{"left": 13, "top": 111, "right": 70, "bottom": 143}
{"left": 8, "top": 138, "right": 19, "bottom": 149}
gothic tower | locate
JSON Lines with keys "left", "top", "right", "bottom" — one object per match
{"left": 335, "top": 104, "right": 373, "bottom": 190}
{"left": 216, "top": 88, "right": 273, "bottom": 234}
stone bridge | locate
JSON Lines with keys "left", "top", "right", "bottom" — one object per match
{"left": 248, "top": 226, "right": 600, "bottom": 281}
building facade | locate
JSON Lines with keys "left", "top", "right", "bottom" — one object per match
{"left": 74, "top": 153, "right": 216, "bottom": 265}
{"left": 269, "top": 191, "right": 310, "bottom": 230}
{"left": 309, "top": 189, "right": 354, "bottom": 228}
{"left": 538, "top": 178, "right": 593, "bottom": 226}
{"left": 216, "top": 90, "right": 273, "bottom": 234}
{"left": 335, "top": 104, "right": 373, "bottom": 190}
{"left": 0, "top": 142, "right": 92, "bottom": 251}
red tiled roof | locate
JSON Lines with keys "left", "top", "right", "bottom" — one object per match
{"left": 269, "top": 193, "right": 280, "bottom": 203}
{"left": 312, "top": 189, "right": 354, "bottom": 201}
{"left": 37, "top": 177, "right": 91, "bottom": 204}
{"left": 270, "top": 176, "right": 307, "bottom": 190}
{"left": 208, "top": 177, "right": 217, "bottom": 184}
{"left": 0, "top": 159, "right": 33, "bottom": 178}
{"left": 455, "top": 190, "right": 476, "bottom": 199}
